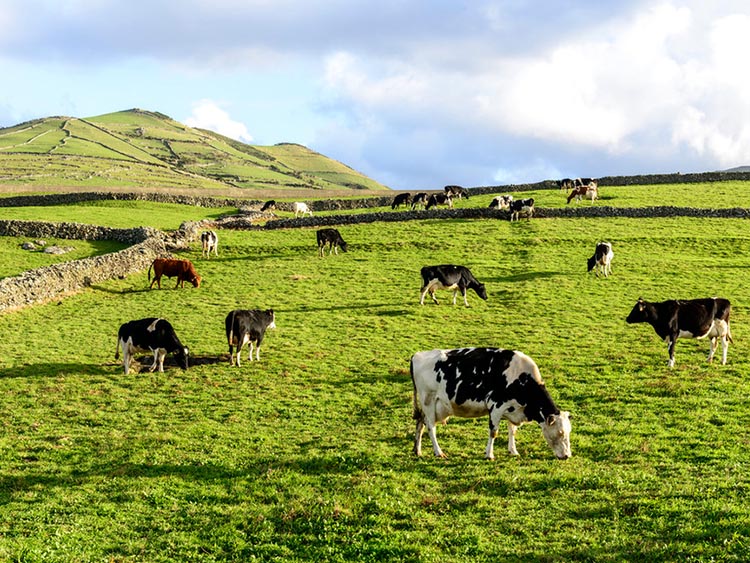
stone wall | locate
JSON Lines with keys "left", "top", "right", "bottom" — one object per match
{"left": 0, "top": 220, "right": 158, "bottom": 243}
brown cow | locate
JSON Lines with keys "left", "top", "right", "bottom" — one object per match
{"left": 148, "top": 258, "right": 202, "bottom": 289}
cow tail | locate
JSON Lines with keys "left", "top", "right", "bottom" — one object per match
{"left": 410, "top": 358, "right": 422, "bottom": 421}
{"left": 727, "top": 322, "right": 734, "bottom": 344}
{"left": 115, "top": 335, "right": 120, "bottom": 360}
{"left": 147, "top": 260, "right": 153, "bottom": 284}
{"left": 228, "top": 310, "right": 237, "bottom": 351}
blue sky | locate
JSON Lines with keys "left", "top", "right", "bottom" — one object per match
{"left": 2, "top": 1, "right": 749, "bottom": 190}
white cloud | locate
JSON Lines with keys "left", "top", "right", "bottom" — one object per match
{"left": 184, "top": 100, "right": 253, "bottom": 142}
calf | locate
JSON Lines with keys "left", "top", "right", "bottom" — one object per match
{"left": 115, "top": 317, "right": 189, "bottom": 375}
{"left": 509, "top": 198, "right": 534, "bottom": 221}
{"left": 260, "top": 200, "right": 276, "bottom": 212}
{"left": 391, "top": 193, "right": 412, "bottom": 209}
{"left": 411, "top": 347, "right": 572, "bottom": 460}
{"left": 489, "top": 194, "right": 513, "bottom": 210}
{"left": 444, "top": 185, "right": 470, "bottom": 199}
{"left": 420, "top": 264, "right": 487, "bottom": 306}
{"left": 293, "top": 202, "right": 313, "bottom": 218}
{"left": 201, "top": 230, "right": 218, "bottom": 258}
{"left": 425, "top": 193, "right": 453, "bottom": 210}
{"left": 225, "top": 309, "right": 276, "bottom": 366}
{"left": 567, "top": 181, "right": 598, "bottom": 204}
{"left": 626, "top": 297, "right": 733, "bottom": 367}
{"left": 148, "top": 258, "right": 201, "bottom": 289}
{"left": 317, "top": 228, "right": 348, "bottom": 256}
{"left": 411, "top": 192, "right": 429, "bottom": 210}
{"left": 587, "top": 241, "right": 613, "bottom": 277}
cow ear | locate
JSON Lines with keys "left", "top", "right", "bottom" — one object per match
{"left": 545, "top": 414, "right": 557, "bottom": 426}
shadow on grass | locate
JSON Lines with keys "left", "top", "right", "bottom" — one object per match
{"left": 0, "top": 362, "right": 112, "bottom": 379}
{"left": 90, "top": 284, "right": 152, "bottom": 295}
{"left": 487, "top": 270, "right": 561, "bottom": 283}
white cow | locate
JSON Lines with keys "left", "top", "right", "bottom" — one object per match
{"left": 293, "top": 202, "right": 313, "bottom": 218}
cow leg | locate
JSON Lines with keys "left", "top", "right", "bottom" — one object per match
{"left": 507, "top": 422, "right": 519, "bottom": 456}
{"left": 462, "top": 289, "right": 469, "bottom": 307}
{"left": 426, "top": 423, "right": 445, "bottom": 458}
{"left": 157, "top": 349, "right": 167, "bottom": 372}
{"left": 413, "top": 418, "right": 425, "bottom": 456}
{"left": 247, "top": 341, "right": 254, "bottom": 362}
{"left": 666, "top": 336, "right": 677, "bottom": 368}
{"left": 122, "top": 342, "right": 132, "bottom": 375}
{"left": 708, "top": 336, "right": 718, "bottom": 363}
{"left": 333, "top": 245, "right": 338, "bottom": 255}
{"left": 485, "top": 419, "right": 498, "bottom": 460}
{"left": 420, "top": 285, "right": 436, "bottom": 305}
{"left": 721, "top": 335, "right": 729, "bottom": 364}
{"left": 149, "top": 350, "right": 160, "bottom": 372}
{"left": 452, "top": 290, "right": 459, "bottom": 306}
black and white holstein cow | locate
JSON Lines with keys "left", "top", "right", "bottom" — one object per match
{"left": 425, "top": 193, "right": 453, "bottom": 210}
{"left": 626, "top": 297, "right": 733, "bottom": 368}
{"left": 391, "top": 193, "right": 412, "bottom": 209}
{"left": 420, "top": 265, "right": 487, "bottom": 306}
{"left": 316, "top": 228, "right": 348, "bottom": 256}
{"left": 556, "top": 178, "right": 575, "bottom": 191}
{"left": 411, "top": 348, "right": 572, "bottom": 460}
{"left": 225, "top": 309, "right": 277, "bottom": 366}
{"left": 444, "top": 185, "right": 470, "bottom": 199}
{"left": 201, "top": 230, "right": 218, "bottom": 258}
{"left": 411, "top": 192, "right": 429, "bottom": 210}
{"left": 509, "top": 197, "right": 534, "bottom": 221}
{"left": 115, "top": 318, "right": 189, "bottom": 375}
{"left": 587, "top": 241, "right": 613, "bottom": 277}
{"left": 489, "top": 194, "right": 513, "bottom": 210}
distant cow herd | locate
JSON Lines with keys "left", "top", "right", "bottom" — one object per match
{"left": 115, "top": 184, "right": 734, "bottom": 462}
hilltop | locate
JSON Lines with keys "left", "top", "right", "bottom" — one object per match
{"left": 0, "top": 109, "right": 389, "bottom": 193}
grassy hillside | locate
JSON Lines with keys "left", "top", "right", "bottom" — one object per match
{"left": 0, "top": 109, "right": 389, "bottom": 192}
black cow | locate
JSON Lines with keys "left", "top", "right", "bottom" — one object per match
{"left": 419, "top": 265, "right": 487, "bottom": 306}
{"left": 444, "top": 185, "right": 470, "bottom": 199}
{"left": 260, "top": 200, "right": 276, "bottom": 212}
{"left": 317, "top": 228, "right": 348, "bottom": 256}
{"left": 425, "top": 193, "right": 453, "bottom": 210}
{"left": 587, "top": 241, "right": 613, "bottom": 277}
{"left": 411, "top": 347, "right": 572, "bottom": 459}
{"left": 225, "top": 309, "right": 277, "bottom": 366}
{"left": 391, "top": 193, "right": 412, "bottom": 209}
{"left": 411, "top": 192, "right": 429, "bottom": 210}
{"left": 115, "top": 318, "right": 189, "bottom": 375}
{"left": 626, "top": 297, "right": 733, "bottom": 367}
{"left": 509, "top": 198, "right": 534, "bottom": 221}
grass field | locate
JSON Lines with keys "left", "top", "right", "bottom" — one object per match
{"left": 1, "top": 193, "right": 749, "bottom": 561}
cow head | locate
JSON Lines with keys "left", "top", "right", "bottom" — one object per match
{"left": 191, "top": 275, "right": 202, "bottom": 288}
{"left": 540, "top": 411, "right": 572, "bottom": 460}
{"left": 266, "top": 310, "right": 277, "bottom": 330}
{"left": 475, "top": 283, "right": 488, "bottom": 301}
{"left": 626, "top": 298, "right": 649, "bottom": 324}
{"left": 587, "top": 255, "right": 597, "bottom": 272}
{"left": 173, "top": 346, "right": 189, "bottom": 370}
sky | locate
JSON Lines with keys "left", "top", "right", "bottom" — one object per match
{"left": 1, "top": 0, "right": 750, "bottom": 191}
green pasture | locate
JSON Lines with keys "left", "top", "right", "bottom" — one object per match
{"left": 0, "top": 208, "right": 749, "bottom": 561}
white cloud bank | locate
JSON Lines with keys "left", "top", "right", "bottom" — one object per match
{"left": 184, "top": 100, "right": 253, "bottom": 143}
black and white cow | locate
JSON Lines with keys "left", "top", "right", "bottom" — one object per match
{"left": 509, "top": 198, "right": 534, "bottom": 221}
{"left": 225, "top": 309, "right": 277, "bottom": 366}
{"left": 391, "top": 193, "right": 412, "bottom": 209}
{"left": 317, "top": 228, "right": 348, "bottom": 256}
{"left": 489, "top": 194, "right": 513, "bottom": 210}
{"left": 444, "top": 185, "right": 470, "bottom": 199}
{"left": 114, "top": 318, "right": 189, "bottom": 375}
{"left": 574, "top": 177, "right": 595, "bottom": 188}
{"left": 411, "top": 192, "right": 429, "bottom": 210}
{"left": 626, "top": 297, "right": 733, "bottom": 367}
{"left": 587, "top": 241, "right": 613, "bottom": 277}
{"left": 411, "top": 347, "right": 572, "bottom": 460}
{"left": 425, "top": 193, "right": 453, "bottom": 210}
{"left": 201, "top": 230, "right": 218, "bottom": 258}
{"left": 260, "top": 200, "right": 276, "bottom": 212}
{"left": 419, "top": 265, "right": 487, "bottom": 306}
{"left": 556, "top": 178, "right": 575, "bottom": 191}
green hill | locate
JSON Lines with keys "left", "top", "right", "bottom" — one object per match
{"left": 0, "top": 109, "right": 390, "bottom": 192}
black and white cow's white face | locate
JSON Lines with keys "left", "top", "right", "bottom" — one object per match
{"left": 540, "top": 411, "right": 572, "bottom": 459}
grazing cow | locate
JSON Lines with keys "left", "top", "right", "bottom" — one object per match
{"left": 411, "top": 347, "right": 572, "bottom": 460}
{"left": 574, "top": 177, "right": 595, "bottom": 188}
{"left": 444, "top": 185, "right": 470, "bottom": 199}
{"left": 201, "top": 230, "right": 218, "bottom": 258}
{"left": 148, "top": 258, "right": 201, "bottom": 289}
{"left": 293, "top": 202, "right": 313, "bottom": 218}
{"left": 567, "top": 181, "right": 598, "bottom": 204}
{"left": 420, "top": 265, "right": 487, "bottom": 306}
{"left": 317, "top": 228, "right": 348, "bottom": 256}
{"left": 391, "top": 193, "right": 412, "bottom": 209}
{"left": 626, "top": 297, "right": 733, "bottom": 367}
{"left": 556, "top": 178, "right": 575, "bottom": 191}
{"left": 260, "top": 200, "right": 276, "bottom": 212}
{"left": 425, "top": 193, "right": 453, "bottom": 210}
{"left": 225, "top": 309, "right": 276, "bottom": 366}
{"left": 489, "top": 194, "right": 513, "bottom": 210}
{"left": 509, "top": 198, "right": 534, "bottom": 221}
{"left": 115, "top": 317, "right": 189, "bottom": 375}
{"left": 587, "top": 241, "right": 613, "bottom": 277}
{"left": 411, "top": 192, "right": 429, "bottom": 210}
